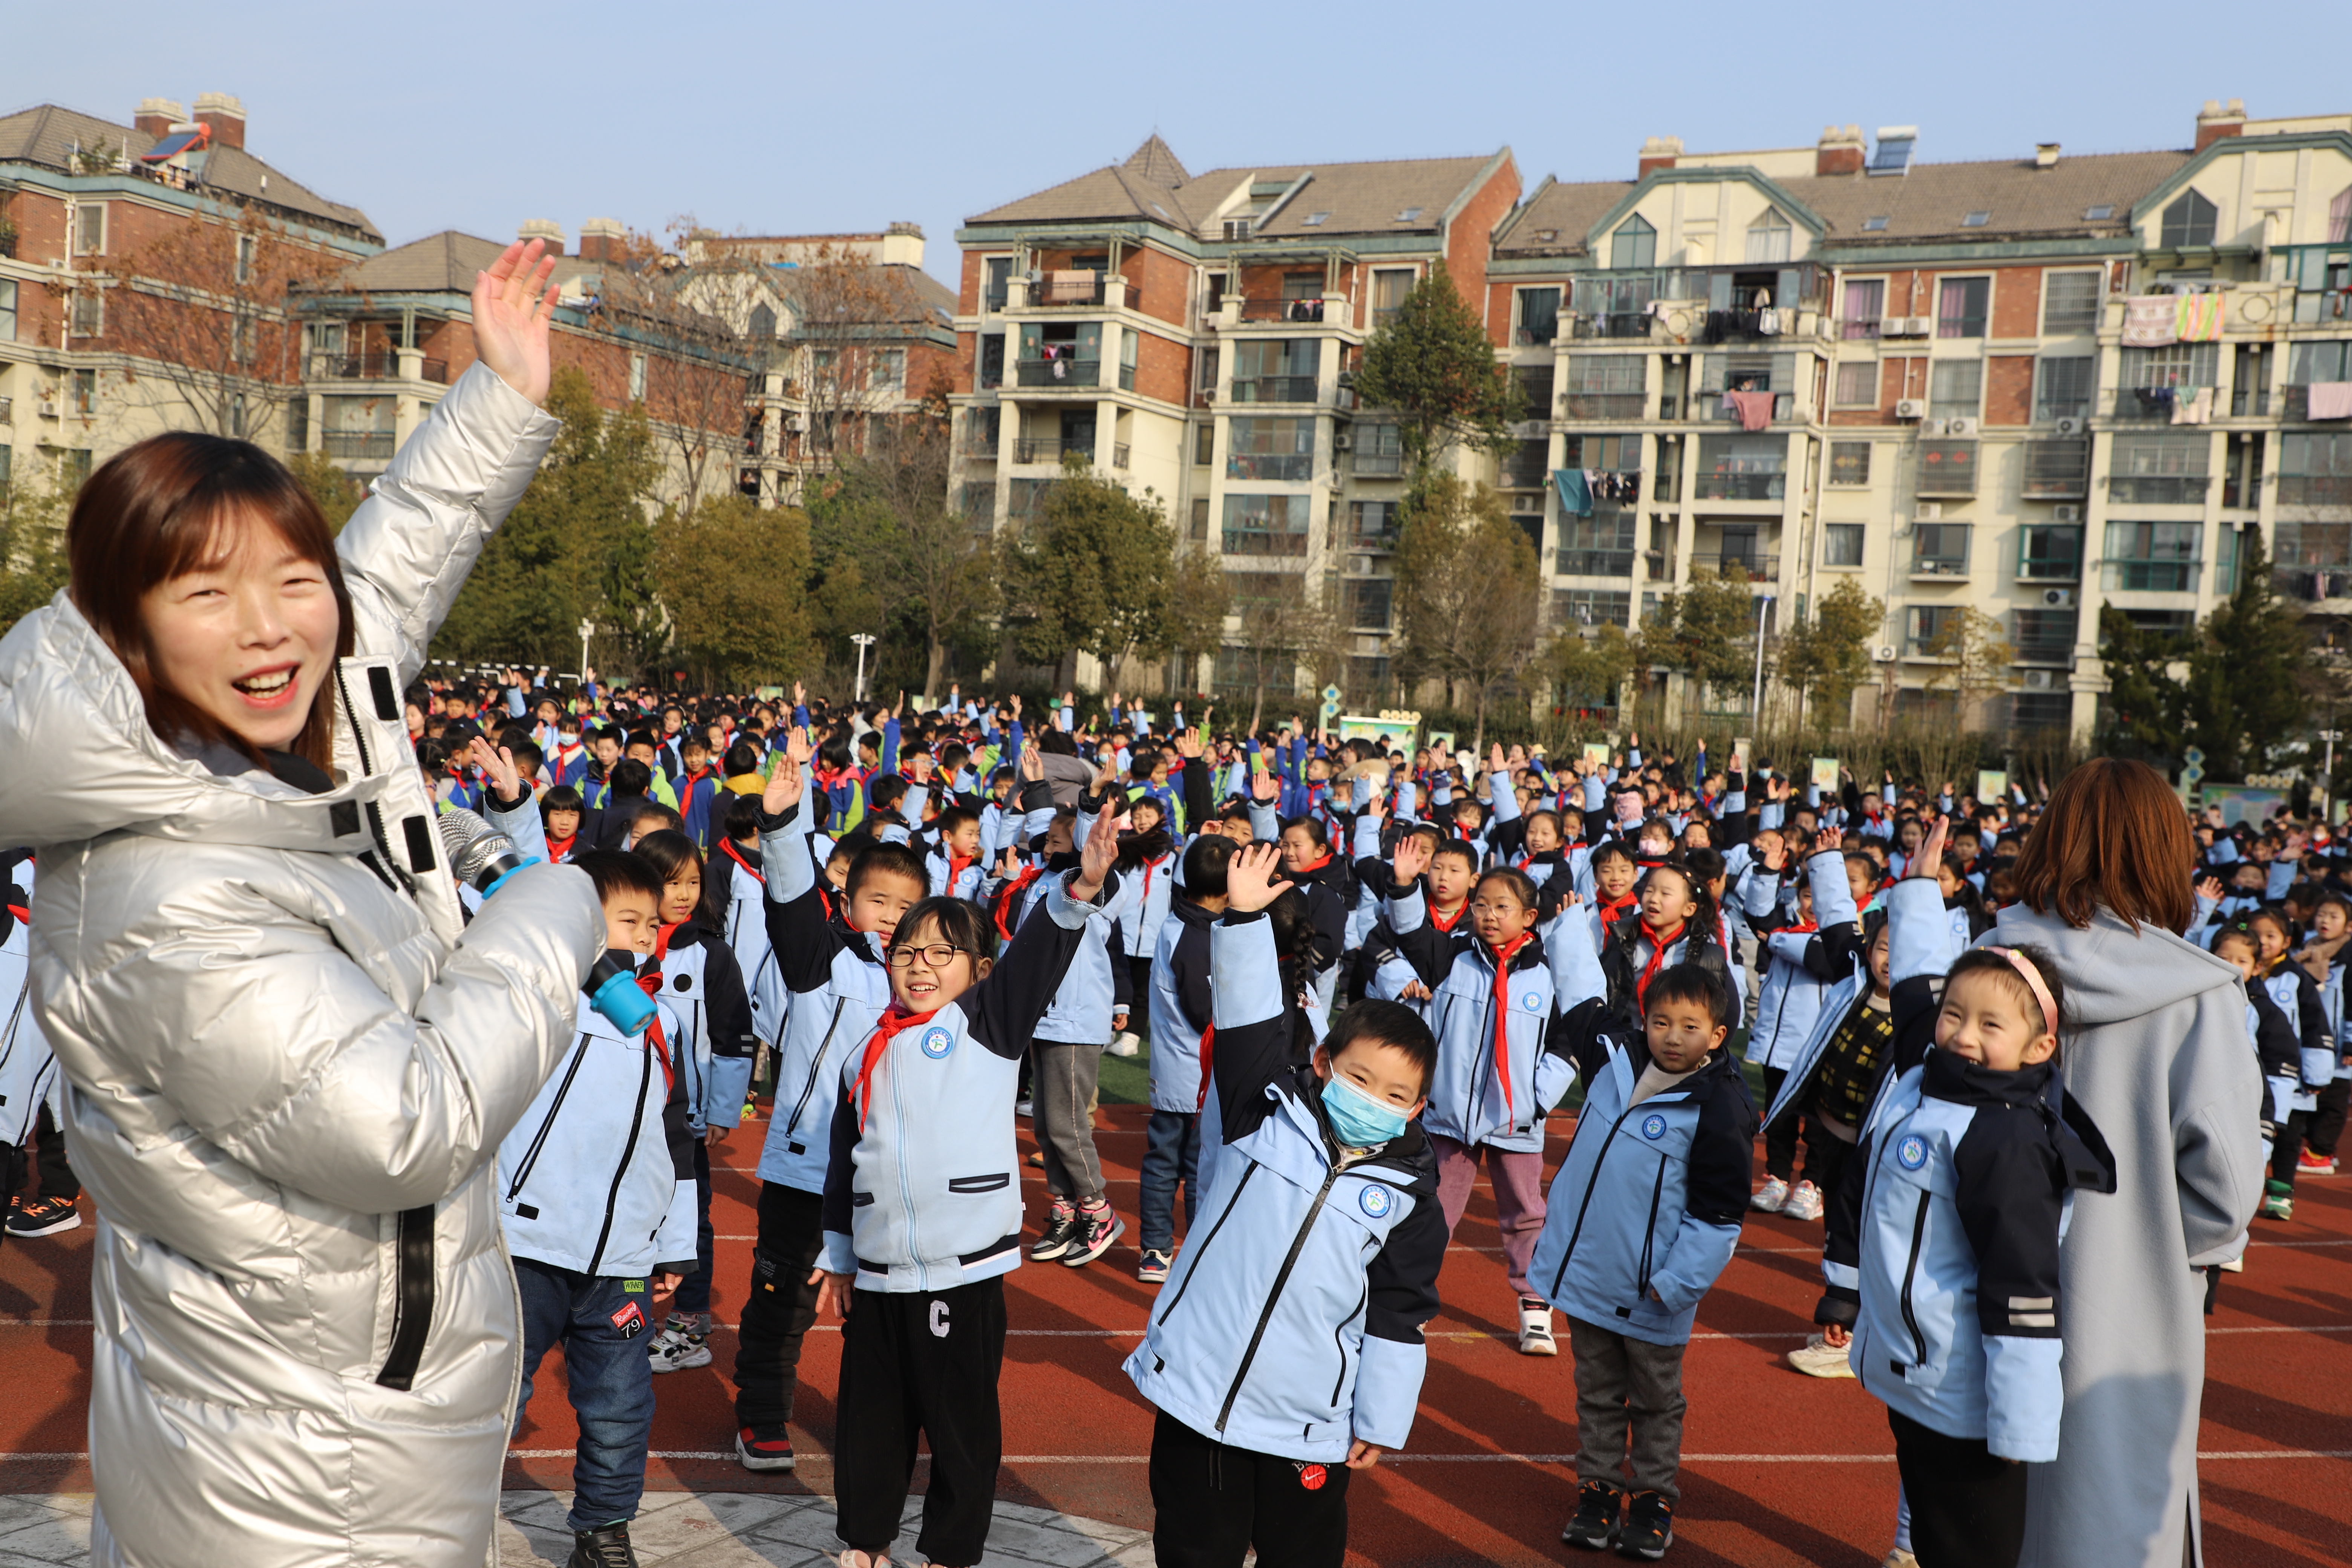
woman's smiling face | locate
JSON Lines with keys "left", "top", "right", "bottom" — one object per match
{"left": 140, "top": 510, "right": 339, "bottom": 752}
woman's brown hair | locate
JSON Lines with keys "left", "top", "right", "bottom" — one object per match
{"left": 2010, "top": 758, "right": 2193, "bottom": 933}
{"left": 67, "top": 432, "right": 354, "bottom": 771}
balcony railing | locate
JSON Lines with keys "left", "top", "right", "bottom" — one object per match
{"left": 1703, "top": 308, "right": 1784, "bottom": 341}
{"left": 2013, "top": 635, "right": 2075, "bottom": 665}
{"left": 982, "top": 288, "right": 1009, "bottom": 313}
{"left": 2275, "top": 568, "right": 2352, "bottom": 602}
{"left": 1228, "top": 452, "right": 1311, "bottom": 482}
{"left": 2021, "top": 441, "right": 2090, "bottom": 499}
{"left": 1348, "top": 524, "right": 1401, "bottom": 552}
{"left": 309, "top": 352, "right": 449, "bottom": 384}
{"left": 1014, "top": 437, "right": 1087, "bottom": 463}
{"left": 1028, "top": 273, "right": 1111, "bottom": 307}
{"left": 323, "top": 430, "right": 395, "bottom": 460}
{"left": 1562, "top": 392, "right": 1648, "bottom": 420}
{"left": 1016, "top": 358, "right": 1099, "bottom": 387}
{"left": 1690, "top": 554, "right": 1778, "bottom": 580}
{"left": 1230, "top": 376, "right": 1318, "bottom": 403}
{"left": 1239, "top": 297, "right": 1328, "bottom": 324}
{"left": 1841, "top": 316, "right": 1882, "bottom": 340}
{"left": 2110, "top": 386, "right": 2214, "bottom": 420}
{"left": 1513, "top": 322, "right": 1560, "bottom": 346}
{"left": 1910, "top": 555, "right": 1973, "bottom": 580}
{"left": 1570, "top": 313, "right": 1654, "bottom": 340}
{"left": 1352, "top": 450, "right": 1404, "bottom": 477}
{"left": 1692, "top": 471, "right": 1785, "bottom": 501}
{"left": 2102, "top": 559, "right": 2202, "bottom": 593}
{"left": 2279, "top": 475, "right": 2352, "bottom": 507}
{"left": 1556, "top": 548, "right": 1635, "bottom": 577}
{"left": 1113, "top": 443, "right": 1131, "bottom": 469}
{"left": 2108, "top": 475, "right": 2209, "bottom": 505}
{"left": 0, "top": 396, "right": 11, "bottom": 423}
{"left": 1501, "top": 460, "right": 1551, "bottom": 489}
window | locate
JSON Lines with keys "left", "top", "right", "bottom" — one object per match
{"left": 1230, "top": 338, "right": 1319, "bottom": 402}
{"left": 1863, "top": 216, "right": 1890, "bottom": 232}
{"left": 285, "top": 394, "right": 308, "bottom": 453}
{"left": 1824, "top": 522, "right": 1866, "bottom": 566}
{"left": 748, "top": 303, "right": 777, "bottom": 340}
{"left": 1913, "top": 522, "right": 1972, "bottom": 576}
{"left": 2160, "top": 190, "right": 2218, "bottom": 249}
{"left": 1193, "top": 345, "right": 1217, "bottom": 400}
{"left": 2042, "top": 271, "right": 2101, "bottom": 334}
{"left": 2120, "top": 341, "right": 2219, "bottom": 394}
{"left": 2013, "top": 692, "right": 2072, "bottom": 731}
{"left": 1694, "top": 434, "right": 1784, "bottom": 500}
{"left": 1301, "top": 212, "right": 1329, "bottom": 227}
{"left": 1189, "top": 498, "right": 1209, "bottom": 542}
{"left": 1907, "top": 605, "right": 1958, "bottom": 657}
{"left": 2102, "top": 521, "right": 2202, "bottom": 591}
{"left": 57, "top": 449, "right": 92, "bottom": 492}
{"left": 1563, "top": 354, "right": 1645, "bottom": 418}
{"left": 1871, "top": 135, "right": 1916, "bottom": 175}
{"left": 1961, "top": 211, "right": 1991, "bottom": 228}
{"left": 1828, "top": 442, "right": 1872, "bottom": 486}
{"left": 959, "top": 482, "right": 997, "bottom": 525}
{"left": 1834, "top": 361, "right": 1879, "bottom": 407}
{"left": 2084, "top": 205, "right": 2116, "bottom": 222}
{"left": 1556, "top": 513, "right": 1636, "bottom": 576}
{"left": 1193, "top": 423, "right": 1214, "bottom": 466}
{"left": 1008, "top": 478, "right": 1052, "bottom": 522}
{"left": 979, "top": 334, "right": 1006, "bottom": 390}
{"left": 73, "top": 202, "right": 106, "bottom": 256}
{"left": 1559, "top": 433, "right": 1639, "bottom": 473}
{"left": 2012, "top": 608, "right": 2076, "bottom": 663}
{"left": 2034, "top": 357, "right": 2093, "bottom": 423}
{"left": 235, "top": 233, "right": 257, "bottom": 285}
{"left": 628, "top": 353, "right": 646, "bottom": 401}
{"left": 1610, "top": 215, "right": 1656, "bottom": 271}
{"left": 2280, "top": 432, "right": 2352, "bottom": 507}
{"left": 1372, "top": 268, "right": 1415, "bottom": 326}
{"left": 2023, "top": 439, "right": 2090, "bottom": 499}
{"left": 2018, "top": 523, "right": 2083, "bottom": 580}
{"left": 2109, "top": 433, "right": 2210, "bottom": 504}
{"left": 1354, "top": 423, "right": 1403, "bottom": 476}
{"left": 1345, "top": 579, "right": 1393, "bottom": 630}
{"left": 2332, "top": 188, "right": 2352, "bottom": 245}
{"left": 1928, "top": 358, "right": 1982, "bottom": 417}
{"left": 228, "top": 393, "right": 248, "bottom": 438}
{"left": 0, "top": 279, "right": 15, "bottom": 342}
{"left": 1745, "top": 207, "right": 1792, "bottom": 264}
{"left": 1119, "top": 331, "right": 1138, "bottom": 392}
{"left": 1223, "top": 494, "right": 1311, "bottom": 556}
{"left": 1554, "top": 588, "right": 1632, "bottom": 629}
{"left": 1841, "top": 278, "right": 1884, "bottom": 339}
{"left": 983, "top": 256, "right": 1011, "bottom": 311}
{"left": 230, "top": 312, "right": 255, "bottom": 366}
{"left": 1227, "top": 417, "right": 1314, "bottom": 481}
{"left": 1515, "top": 287, "right": 1561, "bottom": 346}
{"left": 868, "top": 348, "right": 905, "bottom": 393}
{"left": 2277, "top": 522, "right": 2352, "bottom": 593}
{"left": 70, "top": 288, "right": 103, "bottom": 338}
{"left": 0, "top": 447, "right": 10, "bottom": 491}
{"left": 70, "top": 369, "right": 97, "bottom": 413}
{"left": 1917, "top": 440, "right": 1978, "bottom": 497}
{"left": 1349, "top": 500, "right": 1401, "bottom": 549}
{"left": 1936, "top": 277, "right": 1989, "bottom": 338}
{"left": 2288, "top": 341, "right": 2352, "bottom": 387}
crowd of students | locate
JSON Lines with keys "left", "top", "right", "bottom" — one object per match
{"left": 5, "top": 668, "right": 2338, "bottom": 1568}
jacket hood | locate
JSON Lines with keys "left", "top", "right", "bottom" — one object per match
{"left": 1988, "top": 900, "right": 2241, "bottom": 1026}
{"left": 0, "top": 594, "right": 389, "bottom": 854}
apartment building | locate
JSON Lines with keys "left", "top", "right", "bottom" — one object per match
{"left": 0, "top": 95, "right": 382, "bottom": 491}
{"left": 1493, "top": 103, "right": 2352, "bottom": 740}
{"left": 949, "top": 136, "right": 1520, "bottom": 696}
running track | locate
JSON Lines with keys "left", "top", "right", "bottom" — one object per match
{"left": 3, "top": 1104, "right": 2347, "bottom": 1566}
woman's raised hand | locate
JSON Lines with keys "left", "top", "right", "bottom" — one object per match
{"left": 472, "top": 239, "right": 558, "bottom": 406}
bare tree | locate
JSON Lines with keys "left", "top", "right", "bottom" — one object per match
{"left": 1925, "top": 606, "right": 2017, "bottom": 731}
{"left": 1225, "top": 570, "right": 1346, "bottom": 735}
{"left": 595, "top": 224, "right": 769, "bottom": 517}
{"left": 828, "top": 410, "right": 997, "bottom": 695}
{"left": 779, "top": 242, "right": 935, "bottom": 475}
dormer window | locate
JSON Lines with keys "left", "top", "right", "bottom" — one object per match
{"left": 2161, "top": 190, "right": 2217, "bottom": 249}
{"left": 1862, "top": 216, "right": 1889, "bottom": 232}
{"left": 1745, "top": 207, "right": 1792, "bottom": 264}
{"left": 1610, "top": 214, "right": 1655, "bottom": 270}
{"left": 1962, "top": 211, "right": 1991, "bottom": 228}
{"left": 1393, "top": 207, "right": 1423, "bottom": 223}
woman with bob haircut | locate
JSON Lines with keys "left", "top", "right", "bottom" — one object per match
{"left": 1985, "top": 757, "right": 2262, "bottom": 1568}
{"left": 0, "top": 242, "right": 611, "bottom": 1567}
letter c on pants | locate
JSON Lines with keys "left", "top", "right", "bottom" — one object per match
{"left": 929, "top": 1300, "right": 950, "bottom": 1338}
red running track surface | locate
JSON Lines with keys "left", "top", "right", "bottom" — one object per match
{"left": 4, "top": 1103, "right": 2347, "bottom": 1565}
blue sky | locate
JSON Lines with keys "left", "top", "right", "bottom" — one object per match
{"left": 6, "top": 1, "right": 2337, "bottom": 287}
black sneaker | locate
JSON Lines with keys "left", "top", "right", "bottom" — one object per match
{"left": 736, "top": 1424, "right": 796, "bottom": 1472}
{"left": 568, "top": 1521, "right": 639, "bottom": 1568}
{"left": 1061, "top": 1205, "right": 1125, "bottom": 1267}
{"left": 1030, "top": 1205, "right": 1079, "bottom": 1261}
{"left": 1561, "top": 1480, "right": 1622, "bottom": 1550}
{"left": 1615, "top": 1490, "right": 1673, "bottom": 1560}
{"left": 5, "top": 1196, "right": 80, "bottom": 1238}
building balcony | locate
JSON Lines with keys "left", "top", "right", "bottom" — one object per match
{"left": 1228, "top": 452, "right": 1313, "bottom": 482}
{"left": 309, "top": 351, "right": 449, "bottom": 384}
{"left": 1555, "top": 548, "right": 1635, "bottom": 577}
{"left": 1568, "top": 312, "right": 1654, "bottom": 341}
{"left": 2109, "top": 386, "right": 2214, "bottom": 420}
{"left": 2280, "top": 475, "right": 2352, "bottom": 508}
{"left": 2107, "top": 475, "right": 2208, "bottom": 505}
{"left": 1561, "top": 392, "right": 1648, "bottom": 420}
{"left": 1501, "top": 459, "right": 1551, "bottom": 489}
{"left": 1013, "top": 437, "right": 1089, "bottom": 463}
{"left": 1015, "top": 358, "right": 1100, "bottom": 388}
{"left": 1238, "top": 297, "right": 1329, "bottom": 324}
{"left": 1228, "top": 375, "right": 1319, "bottom": 404}
{"left": 2012, "top": 637, "right": 2075, "bottom": 665}
{"left": 1910, "top": 556, "right": 1973, "bottom": 582}
{"left": 1713, "top": 391, "right": 1797, "bottom": 424}
{"left": 2102, "top": 559, "right": 2202, "bottom": 593}
{"left": 1690, "top": 553, "right": 1778, "bottom": 581}
{"left": 1691, "top": 472, "right": 1785, "bottom": 502}
{"left": 1113, "top": 442, "right": 1131, "bottom": 469}
{"left": 2021, "top": 440, "right": 2090, "bottom": 500}
{"left": 2275, "top": 568, "right": 2352, "bottom": 602}
{"left": 1351, "top": 450, "right": 1404, "bottom": 477}
{"left": 323, "top": 431, "right": 395, "bottom": 460}
{"left": 1021, "top": 272, "right": 1114, "bottom": 308}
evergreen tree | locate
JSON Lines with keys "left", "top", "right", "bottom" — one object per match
{"left": 1637, "top": 570, "right": 1759, "bottom": 707}
{"left": 997, "top": 459, "right": 1176, "bottom": 675}
{"left": 2183, "top": 529, "right": 2306, "bottom": 776}
{"left": 1777, "top": 577, "right": 1883, "bottom": 727}
{"left": 651, "top": 493, "right": 817, "bottom": 689}
{"left": 1355, "top": 263, "right": 1521, "bottom": 474}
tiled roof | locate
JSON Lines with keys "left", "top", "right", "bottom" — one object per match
{"left": 0, "top": 102, "right": 380, "bottom": 241}
{"left": 1495, "top": 177, "right": 1637, "bottom": 256}
{"left": 323, "top": 230, "right": 602, "bottom": 293}
{"left": 1790, "top": 150, "right": 2192, "bottom": 245}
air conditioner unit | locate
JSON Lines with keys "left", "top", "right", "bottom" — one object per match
{"left": 2053, "top": 416, "right": 2085, "bottom": 438}
{"left": 1946, "top": 416, "right": 1979, "bottom": 438}
{"left": 785, "top": 414, "right": 808, "bottom": 433}
{"left": 37, "top": 397, "right": 62, "bottom": 420}
{"left": 1883, "top": 316, "right": 1928, "bottom": 338}
{"left": 1334, "top": 432, "right": 1354, "bottom": 450}
{"left": 2052, "top": 504, "right": 2082, "bottom": 524}
{"left": 1336, "top": 371, "right": 1357, "bottom": 387}
{"left": 2021, "top": 669, "right": 2058, "bottom": 691}
{"left": 1200, "top": 389, "right": 1218, "bottom": 403}
{"left": 1915, "top": 502, "right": 1944, "bottom": 522}
{"left": 1919, "top": 417, "right": 1948, "bottom": 437}
{"left": 1873, "top": 645, "right": 1900, "bottom": 663}
{"left": 1906, "top": 316, "right": 1933, "bottom": 335}
{"left": 1893, "top": 398, "right": 1927, "bottom": 421}
{"left": 2042, "top": 587, "right": 2076, "bottom": 608}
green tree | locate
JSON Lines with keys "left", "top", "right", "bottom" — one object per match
{"left": 997, "top": 459, "right": 1175, "bottom": 677}
{"left": 0, "top": 477, "right": 73, "bottom": 637}
{"left": 652, "top": 493, "right": 816, "bottom": 689}
{"left": 2096, "top": 605, "right": 2190, "bottom": 756}
{"left": 1637, "top": 570, "right": 1759, "bottom": 708}
{"left": 1390, "top": 473, "right": 1543, "bottom": 746}
{"left": 2181, "top": 529, "right": 2306, "bottom": 776}
{"left": 1778, "top": 576, "right": 1884, "bottom": 726}
{"left": 1354, "top": 263, "right": 1521, "bottom": 474}
{"left": 285, "top": 449, "right": 366, "bottom": 535}
{"left": 1162, "top": 547, "right": 1231, "bottom": 691}
{"left": 1550, "top": 621, "right": 1637, "bottom": 713}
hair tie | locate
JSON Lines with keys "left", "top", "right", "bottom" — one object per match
{"left": 1983, "top": 946, "right": 2059, "bottom": 1041}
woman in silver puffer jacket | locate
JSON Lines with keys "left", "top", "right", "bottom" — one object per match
{"left": 0, "top": 243, "right": 606, "bottom": 1567}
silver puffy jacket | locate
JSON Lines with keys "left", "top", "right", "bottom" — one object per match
{"left": 0, "top": 364, "right": 605, "bottom": 1568}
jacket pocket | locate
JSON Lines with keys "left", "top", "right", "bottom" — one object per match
{"left": 948, "top": 1173, "right": 1010, "bottom": 1194}
{"left": 853, "top": 1191, "right": 876, "bottom": 1207}
{"left": 1897, "top": 1186, "right": 1932, "bottom": 1369}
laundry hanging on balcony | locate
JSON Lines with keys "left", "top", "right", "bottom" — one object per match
{"left": 1725, "top": 389, "right": 1777, "bottom": 431}
{"left": 1553, "top": 469, "right": 1594, "bottom": 517}
{"left": 2307, "top": 381, "right": 2352, "bottom": 420}
{"left": 2175, "top": 292, "right": 2225, "bottom": 342}
{"left": 2169, "top": 386, "right": 2215, "bottom": 425}
{"left": 2121, "top": 296, "right": 2178, "bottom": 347}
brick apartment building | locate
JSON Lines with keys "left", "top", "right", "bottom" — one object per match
{"left": 948, "top": 136, "right": 1521, "bottom": 696}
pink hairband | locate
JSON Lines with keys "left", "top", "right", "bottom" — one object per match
{"left": 1982, "top": 946, "right": 2059, "bottom": 1040}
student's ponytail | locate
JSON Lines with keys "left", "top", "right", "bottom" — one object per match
{"left": 1266, "top": 887, "right": 1320, "bottom": 1066}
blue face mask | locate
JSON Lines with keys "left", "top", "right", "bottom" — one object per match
{"left": 1321, "top": 1070, "right": 1409, "bottom": 1147}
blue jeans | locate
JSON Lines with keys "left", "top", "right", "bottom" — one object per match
{"left": 675, "top": 1139, "right": 715, "bottom": 1316}
{"left": 1139, "top": 1107, "right": 1201, "bottom": 1254}
{"left": 514, "top": 1256, "right": 658, "bottom": 1532}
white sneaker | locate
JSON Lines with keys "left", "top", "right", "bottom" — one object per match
{"left": 1787, "top": 1332, "right": 1855, "bottom": 1379}
{"left": 1749, "top": 1176, "right": 1790, "bottom": 1213}
{"left": 2219, "top": 1254, "right": 2245, "bottom": 1273}
{"left": 1108, "top": 1031, "right": 1141, "bottom": 1058}
{"left": 1783, "top": 1180, "right": 1825, "bottom": 1222}
{"left": 1517, "top": 1298, "right": 1558, "bottom": 1356}
{"left": 648, "top": 1322, "right": 713, "bottom": 1373}
{"left": 1015, "top": 1098, "right": 1035, "bottom": 1118}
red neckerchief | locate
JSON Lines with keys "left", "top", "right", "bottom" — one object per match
{"left": 1634, "top": 919, "right": 1688, "bottom": 1009}
{"left": 545, "top": 833, "right": 577, "bottom": 862}
{"left": 1486, "top": 932, "right": 1535, "bottom": 1116}
{"left": 1430, "top": 899, "right": 1468, "bottom": 933}
{"left": 717, "top": 837, "right": 764, "bottom": 884}
{"left": 995, "top": 865, "right": 1044, "bottom": 941}
{"left": 635, "top": 926, "right": 679, "bottom": 1092}
{"left": 854, "top": 1006, "right": 942, "bottom": 1129}
{"left": 1596, "top": 891, "right": 1638, "bottom": 924}
{"left": 946, "top": 851, "right": 975, "bottom": 894}
{"left": 1195, "top": 1023, "right": 1217, "bottom": 1112}
{"left": 1294, "top": 851, "right": 1333, "bottom": 877}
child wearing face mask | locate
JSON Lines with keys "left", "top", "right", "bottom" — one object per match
{"left": 1124, "top": 843, "right": 1447, "bottom": 1568}
{"left": 811, "top": 811, "right": 1121, "bottom": 1568}
{"left": 1813, "top": 835, "right": 2116, "bottom": 1568}
{"left": 495, "top": 850, "right": 696, "bottom": 1568}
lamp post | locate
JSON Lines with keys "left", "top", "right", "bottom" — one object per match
{"left": 1749, "top": 593, "right": 1776, "bottom": 726}
{"left": 577, "top": 619, "right": 593, "bottom": 683}
{"left": 2322, "top": 728, "right": 2344, "bottom": 825}
{"left": 851, "top": 633, "right": 877, "bottom": 703}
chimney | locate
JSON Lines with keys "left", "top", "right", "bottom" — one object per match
{"left": 2196, "top": 98, "right": 2247, "bottom": 152}
{"left": 517, "top": 219, "right": 567, "bottom": 256}
{"left": 1816, "top": 124, "right": 1865, "bottom": 177}
{"left": 577, "top": 218, "right": 626, "bottom": 265}
{"left": 2035, "top": 142, "right": 2061, "bottom": 169}
{"left": 134, "top": 98, "right": 185, "bottom": 144}
{"left": 881, "top": 221, "right": 925, "bottom": 269}
{"left": 191, "top": 92, "right": 245, "bottom": 150}
{"left": 1637, "top": 136, "right": 1683, "bottom": 178}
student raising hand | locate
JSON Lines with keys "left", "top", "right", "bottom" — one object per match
{"left": 1391, "top": 831, "right": 1433, "bottom": 888}
{"left": 1226, "top": 842, "right": 1295, "bottom": 914}
{"left": 1250, "top": 761, "right": 1280, "bottom": 804}
{"left": 762, "top": 746, "right": 804, "bottom": 815}
{"left": 1904, "top": 816, "right": 1949, "bottom": 876}
{"left": 1072, "top": 801, "right": 1120, "bottom": 903}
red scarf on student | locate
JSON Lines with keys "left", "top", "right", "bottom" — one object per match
{"left": 946, "top": 852, "right": 975, "bottom": 895}
{"left": 995, "top": 865, "right": 1044, "bottom": 942}
{"left": 1596, "top": 891, "right": 1638, "bottom": 925}
{"left": 545, "top": 833, "right": 577, "bottom": 863}
{"left": 1633, "top": 919, "right": 1687, "bottom": 1010}
{"left": 1430, "top": 900, "right": 1468, "bottom": 933}
{"left": 853, "top": 1006, "right": 943, "bottom": 1129}
{"left": 637, "top": 923, "right": 680, "bottom": 1093}
{"left": 1294, "top": 851, "right": 1333, "bottom": 877}
{"left": 717, "top": 837, "right": 764, "bottom": 884}
{"left": 1194, "top": 1023, "right": 1217, "bottom": 1112}
{"left": 1486, "top": 932, "right": 1534, "bottom": 1116}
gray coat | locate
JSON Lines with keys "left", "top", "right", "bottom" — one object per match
{"left": 0, "top": 364, "right": 605, "bottom": 1568}
{"left": 1988, "top": 903, "right": 2264, "bottom": 1568}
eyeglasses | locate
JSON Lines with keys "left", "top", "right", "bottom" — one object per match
{"left": 887, "top": 942, "right": 969, "bottom": 970}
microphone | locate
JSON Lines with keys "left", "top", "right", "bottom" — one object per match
{"left": 437, "top": 807, "right": 530, "bottom": 897}
{"left": 582, "top": 951, "right": 657, "bottom": 1036}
